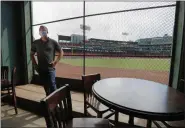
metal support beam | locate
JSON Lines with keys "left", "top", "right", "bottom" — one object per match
{"left": 83, "top": 1, "right": 86, "bottom": 75}
{"left": 32, "top": 4, "right": 176, "bottom": 27}
{"left": 23, "top": 1, "right": 34, "bottom": 83}
{"left": 169, "top": 1, "right": 185, "bottom": 91}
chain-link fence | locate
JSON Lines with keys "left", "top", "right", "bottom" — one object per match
{"left": 32, "top": 2, "right": 176, "bottom": 84}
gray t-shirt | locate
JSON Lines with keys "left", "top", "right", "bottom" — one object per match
{"left": 31, "top": 38, "right": 61, "bottom": 71}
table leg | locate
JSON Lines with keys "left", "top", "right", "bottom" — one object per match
{"left": 128, "top": 116, "right": 134, "bottom": 125}
{"left": 114, "top": 111, "right": 119, "bottom": 125}
{"left": 147, "top": 120, "right": 152, "bottom": 128}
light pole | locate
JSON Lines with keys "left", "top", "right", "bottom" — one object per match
{"left": 80, "top": 22, "right": 91, "bottom": 74}
{"left": 57, "top": 34, "right": 59, "bottom": 43}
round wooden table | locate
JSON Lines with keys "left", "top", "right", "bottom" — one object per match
{"left": 92, "top": 78, "right": 185, "bottom": 127}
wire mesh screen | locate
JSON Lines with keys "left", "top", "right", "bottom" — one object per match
{"left": 85, "top": 2, "right": 175, "bottom": 15}
{"left": 32, "top": 2, "right": 176, "bottom": 84}
{"left": 32, "top": 2, "right": 83, "bottom": 25}
{"left": 84, "top": 5, "right": 175, "bottom": 84}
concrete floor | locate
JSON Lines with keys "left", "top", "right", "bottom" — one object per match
{"left": 1, "top": 104, "right": 147, "bottom": 128}
{"left": 14, "top": 84, "right": 148, "bottom": 127}
{"left": 1, "top": 84, "right": 184, "bottom": 127}
{"left": 1, "top": 104, "right": 46, "bottom": 127}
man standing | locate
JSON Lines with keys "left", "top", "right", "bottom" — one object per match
{"left": 30, "top": 25, "right": 63, "bottom": 96}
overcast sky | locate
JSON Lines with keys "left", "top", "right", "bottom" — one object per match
{"left": 32, "top": 2, "right": 175, "bottom": 41}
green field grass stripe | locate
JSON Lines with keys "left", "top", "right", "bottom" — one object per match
{"left": 60, "top": 58, "right": 170, "bottom": 71}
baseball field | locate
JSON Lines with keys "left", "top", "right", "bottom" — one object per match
{"left": 60, "top": 57, "right": 170, "bottom": 71}
{"left": 55, "top": 57, "right": 170, "bottom": 85}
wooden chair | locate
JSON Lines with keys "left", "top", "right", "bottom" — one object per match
{"left": 40, "top": 84, "right": 111, "bottom": 128}
{"left": 82, "top": 74, "right": 118, "bottom": 123}
{"left": 1, "top": 66, "right": 18, "bottom": 114}
{"left": 1, "top": 66, "right": 9, "bottom": 79}
{"left": 153, "top": 79, "right": 185, "bottom": 128}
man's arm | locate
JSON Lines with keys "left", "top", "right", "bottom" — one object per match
{"left": 51, "top": 40, "right": 64, "bottom": 67}
{"left": 55, "top": 49, "right": 64, "bottom": 63}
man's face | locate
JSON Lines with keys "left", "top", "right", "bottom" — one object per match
{"left": 39, "top": 26, "right": 48, "bottom": 37}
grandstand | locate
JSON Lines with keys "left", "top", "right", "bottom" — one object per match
{"left": 58, "top": 34, "right": 172, "bottom": 57}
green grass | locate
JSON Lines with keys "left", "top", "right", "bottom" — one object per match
{"left": 60, "top": 57, "right": 170, "bottom": 71}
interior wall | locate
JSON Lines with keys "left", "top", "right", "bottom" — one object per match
{"left": 1, "top": 2, "right": 17, "bottom": 79}
{"left": 1, "top": 2, "right": 26, "bottom": 84}
{"left": 23, "top": 1, "right": 33, "bottom": 83}
{"left": 177, "top": 32, "right": 184, "bottom": 93}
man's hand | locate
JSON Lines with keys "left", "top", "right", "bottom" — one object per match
{"left": 51, "top": 50, "right": 63, "bottom": 68}
{"left": 50, "top": 61, "right": 57, "bottom": 68}
{"left": 33, "top": 64, "right": 39, "bottom": 73}
{"left": 30, "top": 51, "right": 37, "bottom": 65}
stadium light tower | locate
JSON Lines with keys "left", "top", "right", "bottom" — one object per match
{"left": 80, "top": 24, "right": 91, "bottom": 54}
{"left": 80, "top": 24, "right": 91, "bottom": 39}
{"left": 80, "top": 24, "right": 91, "bottom": 31}
{"left": 80, "top": 24, "right": 91, "bottom": 46}
{"left": 122, "top": 32, "right": 129, "bottom": 42}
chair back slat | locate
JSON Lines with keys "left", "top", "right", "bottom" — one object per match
{"left": 51, "top": 110, "right": 59, "bottom": 128}
{"left": 41, "top": 85, "right": 73, "bottom": 128}
{"left": 1, "top": 66, "right": 9, "bottom": 80}
{"left": 63, "top": 98, "right": 68, "bottom": 121}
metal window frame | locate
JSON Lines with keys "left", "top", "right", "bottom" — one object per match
{"left": 169, "top": 1, "right": 185, "bottom": 88}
